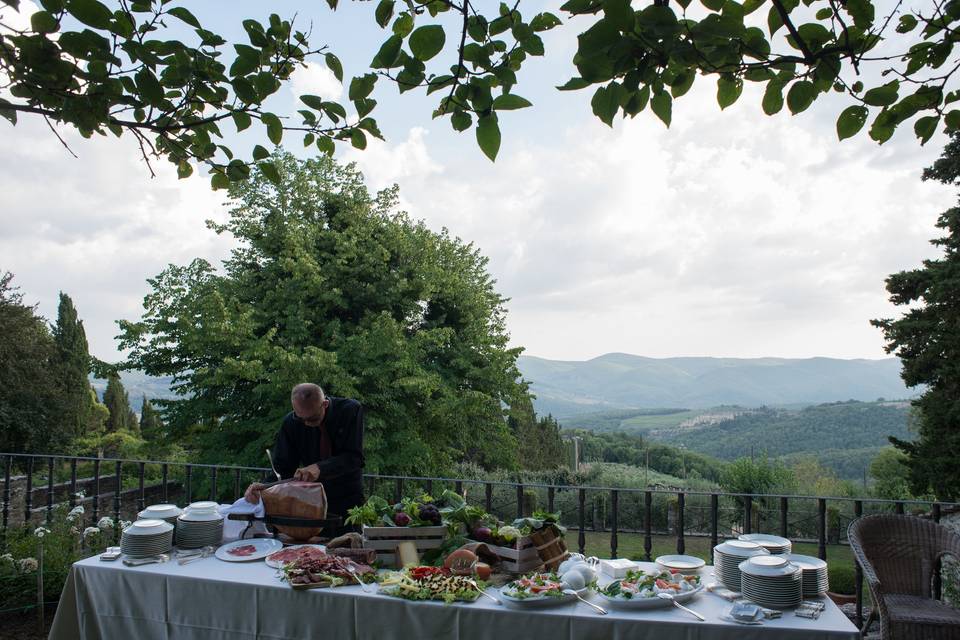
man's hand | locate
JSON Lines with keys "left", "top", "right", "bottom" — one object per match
{"left": 293, "top": 464, "right": 321, "bottom": 482}
{"left": 244, "top": 482, "right": 264, "bottom": 505}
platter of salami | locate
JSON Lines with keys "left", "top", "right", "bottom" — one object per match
{"left": 264, "top": 544, "right": 328, "bottom": 569}
{"left": 215, "top": 538, "right": 284, "bottom": 562}
{"left": 281, "top": 552, "right": 376, "bottom": 590}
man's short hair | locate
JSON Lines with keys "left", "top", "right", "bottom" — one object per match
{"left": 291, "top": 383, "right": 325, "bottom": 404}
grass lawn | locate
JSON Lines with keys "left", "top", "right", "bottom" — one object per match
{"left": 578, "top": 531, "right": 860, "bottom": 594}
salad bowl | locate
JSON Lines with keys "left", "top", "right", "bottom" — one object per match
{"left": 499, "top": 573, "right": 589, "bottom": 608}
{"left": 598, "top": 569, "right": 703, "bottom": 609}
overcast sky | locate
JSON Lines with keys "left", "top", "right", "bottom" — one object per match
{"left": 1, "top": 0, "right": 956, "bottom": 364}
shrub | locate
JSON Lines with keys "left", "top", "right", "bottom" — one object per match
{"left": 828, "top": 562, "right": 856, "bottom": 595}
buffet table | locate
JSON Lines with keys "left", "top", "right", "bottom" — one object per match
{"left": 48, "top": 558, "right": 859, "bottom": 640}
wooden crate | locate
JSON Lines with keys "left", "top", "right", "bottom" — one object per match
{"left": 362, "top": 525, "right": 447, "bottom": 568}
{"left": 470, "top": 536, "right": 542, "bottom": 573}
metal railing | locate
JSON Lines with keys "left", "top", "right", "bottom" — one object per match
{"left": 2, "top": 452, "right": 957, "bottom": 630}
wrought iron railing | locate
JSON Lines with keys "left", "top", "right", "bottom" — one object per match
{"left": 2, "top": 452, "right": 957, "bottom": 631}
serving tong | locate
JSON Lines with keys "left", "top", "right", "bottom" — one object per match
{"left": 177, "top": 546, "right": 217, "bottom": 565}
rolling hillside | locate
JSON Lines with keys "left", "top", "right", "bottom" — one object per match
{"left": 518, "top": 353, "right": 913, "bottom": 417}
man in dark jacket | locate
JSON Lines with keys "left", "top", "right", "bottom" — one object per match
{"left": 245, "top": 383, "right": 364, "bottom": 522}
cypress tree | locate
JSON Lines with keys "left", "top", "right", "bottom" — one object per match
{"left": 139, "top": 396, "right": 164, "bottom": 441}
{"left": 53, "top": 292, "right": 92, "bottom": 440}
{"left": 103, "top": 374, "right": 132, "bottom": 433}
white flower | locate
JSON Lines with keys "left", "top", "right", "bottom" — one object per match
{"left": 69, "top": 526, "right": 80, "bottom": 535}
{"left": 0, "top": 553, "right": 14, "bottom": 568}
{"left": 34, "top": 527, "right": 51, "bottom": 538}
{"left": 119, "top": 520, "right": 131, "bottom": 530}
{"left": 497, "top": 526, "right": 521, "bottom": 542}
{"left": 83, "top": 527, "right": 100, "bottom": 539}
{"left": 18, "top": 558, "right": 38, "bottom": 572}
{"left": 67, "top": 505, "right": 85, "bottom": 521}
{"left": 97, "top": 517, "right": 113, "bottom": 530}
{"left": 74, "top": 491, "right": 85, "bottom": 500}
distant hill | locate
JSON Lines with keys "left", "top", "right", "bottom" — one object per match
{"left": 517, "top": 353, "right": 914, "bottom": 417}
{"left": 89, "top": 371, "right": 178, "bottom": 407}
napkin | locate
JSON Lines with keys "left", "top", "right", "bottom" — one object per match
{"left": 219, "top": 497, "right": 265, "bottom": 518}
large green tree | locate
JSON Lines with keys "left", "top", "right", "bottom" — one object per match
{"left": 102, "top": 372, "right": 134, "bottom": 433}
{"left": 1, "top": 0, "right": 959, "bottom": 175}
{"left": 117, "top": 151, "right": 529, "bottom": 474}
{"left": 872, "top": 132, "right": 960, "bottom": 500}
{"left": 52, "top": 292, "right": 93, "bottom": 440}
{"left": 0, "top": 272, "right": 72, "bottom": 454}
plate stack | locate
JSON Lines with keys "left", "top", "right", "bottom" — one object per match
{"left": 138, "top": 504, "right": 183, "bottom": 544}
{"left": 121, "top": 519, "right": 174, "bottom": 559}
{"left": 176, "top": 501, "right": 224, "bottom": 549}
{"left": 787, "top": 554, "right": 829, "bottom": 597}
{"left": 739, "top": 555, "right": 803, "bottom": 609}
{"left": 713, "top": 540, "right": 770, "bottom": 591}
{"left": 739, "top": 533, "right": 792, "bottom": 555}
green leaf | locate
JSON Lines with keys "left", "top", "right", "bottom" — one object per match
{"left": 786, "top": 80, "right": 815, "bottom": 114}
{"left": 476, "top": 113, "right": 501, "bottom": 161}
{"left": 451, "top": 111, "right": 472, "bottom": 131}
{"left": 316, "top": 135, "right": 335, "bottom": 156}
{"left": 349, "top": 74, "right": 378, "bottom": 100}
{"left": 262, "top": 112, "right": 282, "bottom": 145}
{"left": 176, "top": 161, "right": 193, "bottom": 179}
{"left": 492, "top": 94, "right": 533, "bottom": 110}
{"left": 531, "top": 12, "right": 562, "bottom": 31}
{"left": 716, "top": 75, "right": 743, "bottom": 109}
{"left": 946, "top": 109, "right": 960, "bottom": 130}
{"left": 252, "top": 144, "right": 270, "bottom": 161}
{"left": 868, "top": 110, "right": 896, "bottom": 143}
{"left": 914, "top": 115, "right": 939, "bottom": 144}
{"left": 67, "top": 0, "right": 114, "bottom": 29}
{"left": 232, "top": 78, "right": 258, "bottom": 104}
{"left": 767, "top": 6, "right": 783, "bottom": 35}
{"left": 350, "top": 129, "right": 367, "bottom": 150}
{"left": 591, "top": 85, "right": 618, "bottom": 126}
{"left": 325, "top": 53, "right": 343, "bottom": 82}
{"left": 231, "top": 45, "right": 261, "bottom": 77}
{"left": 467, "top": 15, "right": 488, "bottom": 41}
{"left": 671, "top": 70, "right": 696, "bottom": 98}
{"left": 354, "top": 97, "right": 377, "bottom": 118}
{"left": 167, "top": 6, "right": 201, "bottom": 28}
{"left": 558, "top": 77, "right": 591, "bottom": 91}
{"left": 211, "top": 172, "right": 230, "bottom": 190}
{"left": 701, "top": 0, "right": 724, "bottom": 10}
{"left": 863, "top": 81, "right": 899, "bottom": 107}
{"left": 836, "top": 105, "right": 868, "bottom": 140}
{"left": 300, "top": 94, "right": 326, "bottom": 110}
{"left": 409, "top": 25, "right": 446, "bottom": 61}
{"left": 844, "top": 0, "right": 874, "bottom": 29}
{"left": 762, "top": 81, "right": 784, "bottom": 114}
{"left": 30, "top": 10, "right": 58, "bottom": 33}
{"left": 603, "top": 0, "right": 634, "bottom": 30}
{"left": 741, "top": 0, "right": 764, "bottom": 14}
{"left": 232, "top": 111, "right": 252, "bottom": 131}
{"left": 134, "top": 68, "right": 164, "bottom": 105}
{"left": 896, "top": 14, "right": 918, "bottom": 33}
{"left": 522, "top": 34, "right": 545, "bottom": 56}
{"left": 393, "top": 12, "right": 414, "bottom": 37}
{"left": 650, "top": 90, "right": 672, "bottom": 127}
{"left": 376, "top": 0, "right": 395, "bottom": 28}
{"left": 371, "top": 34, "right": 403, "bottom": 68}
{"left": 258, "top": 161, "right": 281, "bottom": 184}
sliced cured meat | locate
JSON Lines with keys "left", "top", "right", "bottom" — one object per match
{"left": 267, "top": 545, "right": 328, "bottom": 564}
{"left": 228, "top": 545, "right": 258, "bottom": 557}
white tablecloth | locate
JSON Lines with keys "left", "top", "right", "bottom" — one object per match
{"left": 49, "top": 557, "right": 858, "bottom": 640}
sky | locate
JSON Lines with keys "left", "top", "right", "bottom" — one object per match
{"left": 1, "top": 0, "right": 956, "bottom": 364}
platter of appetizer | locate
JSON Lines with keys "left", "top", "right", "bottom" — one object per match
{"left": 280, "top": 551, "right": 375, "bottom": 589}
{"left": 598, "top": 569, "right": 703, "bottom": 609}
{"left": 264, "top": 544, "right": 327, "bottom": 569}
{"left": 215, "top": 538, "right": 283, "bottom": 562}
{"left": 499, "top": 572, "right": 587, "bottom": 608}
{"left": 378, "top": 566, "right": 484, "bottom": 603}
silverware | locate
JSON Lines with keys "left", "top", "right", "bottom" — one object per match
{"left": 346, "top": 565, "right": 374, "bottom": 593}
{"left": 265, "top": 449, "right": 281, "bottom": 481}
{"left": 123, "top": 554, "right": 169, "bottom": 567}
{"left": 563, "top": 589, "right": 607, "bottom": 615}
{"left": 177, "top": 546, "right": 216, "bottom": 565}
{"left": 464, "top": 579, "right": 501, "bottom": 605}
{"left": 657, "top": 592, "right": 705, "bottom": 620}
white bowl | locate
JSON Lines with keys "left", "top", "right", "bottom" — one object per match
{"left": 715, "top": 540, "right": 769, "bottom": 558}
{"left": 123, "top": 519, "right": 174, "bottom": 536}
{"left": 178, "top": 511, "right": 224, "bottom": 523}
{"left": 186, "top": 501, "right": 219, "bottom": 512}
{"left": 139, "top": 504, "right": 182, "bottom": 519}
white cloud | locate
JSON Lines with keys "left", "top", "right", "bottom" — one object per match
{"left": 290, "top": 61, "right": 343, "bottom": 102}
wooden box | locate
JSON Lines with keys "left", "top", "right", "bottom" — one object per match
{"left": 362, "top": 524, "right": 447, "bottom": 568}
{"left": 471, "top": 536, "right": 542, "bottom": 573}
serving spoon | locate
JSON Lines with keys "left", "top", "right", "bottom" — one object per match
{"left": 657, "top": 592, "right": 705, "bottom": 620}
{"left": 563, "top": 589, "right": 607, "bottom": 615}
{"left": 465, "top": 579, "right": 501, "bottom": 605}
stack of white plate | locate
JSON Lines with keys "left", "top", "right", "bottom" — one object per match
{"left": 655, "top": 554, "right": 706, "bottom": 575}
{"left": 121, "top": 519, "right": 174, "bottom": 558}
{"left": 739, "top": 533, "right": 792, "bottom": 555}
{"left": 739, "top": 555, "right": 803, "bottom": 609}
{"left": 787, "top": 553, "right": 829, "bottom": 597}
{"left": 714, "top": 540, "right": 770, "bottom": 591}
{"left": 138, "top": 504, "right": 183, "bottom": 544}
{"left": 176, "top": 501, "right": 224, "bottom": 549}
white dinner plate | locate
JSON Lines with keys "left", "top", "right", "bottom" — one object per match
{"left": 264, "top": 544, "right": 327, "bottom": 569}
{"left": 215, "top": 538, "right": 283, "bottom": 562}
{"left": 655, "top": 554, "right": 706, "bottom": 574}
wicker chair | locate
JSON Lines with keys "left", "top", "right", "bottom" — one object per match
{"left": 848, "top": 514, "right": 960, "bottom": 639}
